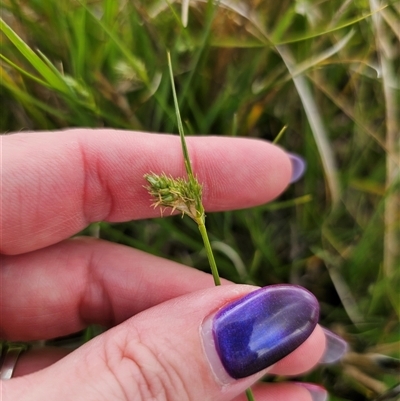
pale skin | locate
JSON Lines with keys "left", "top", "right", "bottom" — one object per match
{"left": 1, "top": 129, "right": 326, "bottom": 401}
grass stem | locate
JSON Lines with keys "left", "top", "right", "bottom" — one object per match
{"left": 197, "top": 221, "right": 221, "bottom": 286}
{"left": 167, "top": 52, "right": 254, "bottom": 401}
{"left": 167, "top": 51, "right": 194, "bottom": 179}
{"left": 245, "top": 388, "right": 256, "bottom": 401}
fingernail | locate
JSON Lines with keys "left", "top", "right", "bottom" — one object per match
{"left": 288, "top": 153, "right": 306, "bottom": 183}
{"left": 202, "top": 285, "right": 319, "bottom": 381}
{"left": 295, "top": 383, "right": 328, "bottom": 401}
{"left": 320, "top": 328, "right": 348, "bottom": 364}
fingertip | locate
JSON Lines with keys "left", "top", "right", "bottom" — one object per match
{"left": 294, "top": 383, "right": 329, "bottom": 401}
{"left": 202, "top": 285, "right": 319, "bottom": 381}
{"left": 191, "top": 137, "right": 293, "bottom": 212}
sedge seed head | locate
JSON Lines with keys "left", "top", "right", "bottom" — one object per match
{"left": 144, "top": 172, "right": 203, "bottom": 220}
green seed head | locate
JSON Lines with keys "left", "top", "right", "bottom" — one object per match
{"left": 144, "top": 172, "right": 203, "bottom": 221}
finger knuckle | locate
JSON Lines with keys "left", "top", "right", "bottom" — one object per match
{"left": 103, "top": 327, "right": 190, "bottom": 401}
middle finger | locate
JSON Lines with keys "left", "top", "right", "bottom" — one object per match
{"left": 1, "top": 237, "right": 226, "bottom": 340}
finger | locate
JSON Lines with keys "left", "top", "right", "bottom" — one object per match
{"left": 2, "top": 129, "right": 292, "bottom": 255}
{"left": 13, "top": 364, "right": 321, "bottom": 401}
{"left": 1, "top": 237, "right": 230, "bottom": 340}
{"left": 13, "top": 347, "right": 70, "bottom": 378}
{"left": 11, "top": 327, "right": 325, "bottom": 379}
{"left": 4, "top": 285, "right": 324, "bottom": 401}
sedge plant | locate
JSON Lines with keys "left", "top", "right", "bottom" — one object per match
{"left": 2, "top": 1, "right": 398, "bottom": 398}
{"left": 144, "top": 52, "right": 255, "bottom": 401}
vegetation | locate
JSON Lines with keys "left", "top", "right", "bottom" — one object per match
{"left": 1, "top": 1, "right": 399, "bottom": 399}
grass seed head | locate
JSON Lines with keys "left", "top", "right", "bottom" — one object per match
{"left": 144, "top": 172, "right": 202, "bottom": 220}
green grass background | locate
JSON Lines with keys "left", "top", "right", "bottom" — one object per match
{"left": 1, "top": 1, "right": 399, "bottom": 399}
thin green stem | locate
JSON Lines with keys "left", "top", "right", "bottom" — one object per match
{"left": 197, "top": 221, "right": 221, "bottom": 286}
{"left": 245, "top": 388, "right": 256, "bottom": 401}
{"left": 167, "top": 52, "right": 255, "bottom": 401}
{"left": 167, "top": 51, "right": 194, "bottom": 179}
{"left": 272, "top": 125, "right": 287, "bottom": 144}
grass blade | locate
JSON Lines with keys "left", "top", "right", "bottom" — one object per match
{"left": 0, "top": 18, "right": 71, "bottom": 94}
{"left": 277, "top": 44, "right": 341, "bottom": 206}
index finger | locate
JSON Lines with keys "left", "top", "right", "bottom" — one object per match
{"left": 1, "top": 129, "right": 292, "bottom": 255}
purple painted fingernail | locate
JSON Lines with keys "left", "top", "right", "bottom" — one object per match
{"left": 295, "top": 383, "right": 328, "bottom": 401}
{"left": 320, "top": 328, "right": 348, "bottom": 364}
{"left": 202, "top": 285, "right": 319, "bottom": 380}
{"left": 288, "top": 153, "right": 307, "bottom": 183}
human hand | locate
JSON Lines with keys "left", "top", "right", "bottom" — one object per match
{"left": 1, "top": 129, "right": 337, "bottom": 400}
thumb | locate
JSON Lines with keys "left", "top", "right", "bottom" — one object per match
{"left": 4, "top": 285, "right": 321, "bottom": 401}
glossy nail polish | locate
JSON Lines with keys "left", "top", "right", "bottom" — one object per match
{"left": 208, "top": 285, "right": 319, "bottom": 379}
{"left": 320, "top": 328, "right": 348, "bottom": 364}
{"left": 288, "top": 153, "right": 306, "bottom": 183}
